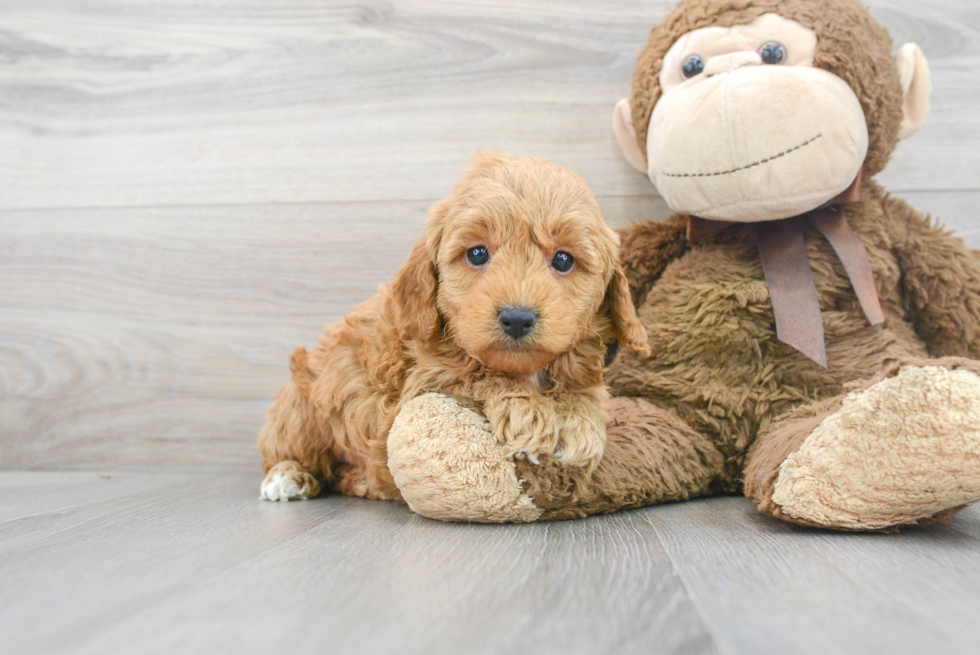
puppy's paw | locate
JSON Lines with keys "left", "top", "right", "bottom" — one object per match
{"left": 555, "top": 399, "right": 607, "bottom": 473}
{"left": 486, "top": 394, "right": 559, "bottom": 464}
{"left": 260, "top": 461, "right": 321, "bottom": 501}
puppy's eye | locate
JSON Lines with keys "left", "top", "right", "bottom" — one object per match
{"left": 551, "top": 251, "right": 575, "bottom": 274}
{"left": 682, "top": 54, "right": 704, "bottom": 79}
{"left": 758, "top": 41, "right": 786, "bottom": 65}
{"left": 465, "top": 245, "right": 490, "bottom": 267}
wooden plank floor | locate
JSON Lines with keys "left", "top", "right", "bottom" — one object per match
{"left": 3, "top": 471, "right": 980, "bottom": 655}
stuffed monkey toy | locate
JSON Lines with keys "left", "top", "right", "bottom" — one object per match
{"left": 273, "top": 0, "right": 980, "bottom": 531}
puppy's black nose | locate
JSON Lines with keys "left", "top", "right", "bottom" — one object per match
{"left": 498, "top": 305, "right": 538, "bottom": 340}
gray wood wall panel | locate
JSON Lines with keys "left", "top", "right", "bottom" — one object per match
{"left": 0, "top": 0, "right": 976, "bottom": 211}
{"left": 1, "top": 0, "right": 978, "bottom": 470}
{"left": 3, "top": 190, "right": 979, "bottom": 471}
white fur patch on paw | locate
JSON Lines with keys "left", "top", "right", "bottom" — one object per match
{"left": 772, "top": 365, "right": 980, "bottom": 529}
{"left": 259, "top": 462, "right": 320, "bottom": 502}
{"left": 260, "top": 472, "right": 306, "bottom": 501}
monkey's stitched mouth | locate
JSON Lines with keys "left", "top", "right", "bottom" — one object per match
{"left": 663, "top": 134, "right": 822, "bottom": 178}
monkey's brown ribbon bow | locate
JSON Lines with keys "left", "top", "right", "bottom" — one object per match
{"left": 687, "top": 206, "right": 883, "bottom": 368}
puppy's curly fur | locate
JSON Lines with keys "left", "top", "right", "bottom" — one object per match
{"left": 258, "top": 154, "right": 649, "bottom": 501}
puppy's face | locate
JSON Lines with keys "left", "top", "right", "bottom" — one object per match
{"left": 425, "top": 155, "right": 638, "bottom": 375}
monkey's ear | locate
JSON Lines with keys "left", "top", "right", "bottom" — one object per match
{"left": 896, "top": 43, "right": 931, "bottom": 140}
{"left": 604, "top": 263, "right": 651, "bottom": 358}
{"left": 612, "top": 99, "right": 648, "bottom": 174}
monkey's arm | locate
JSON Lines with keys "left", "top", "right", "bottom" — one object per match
{"left": 616, "top": 215, "right": 689, "bottom": 307}
{"left": 887, "top": 195, "right": 980, "bottom": 358}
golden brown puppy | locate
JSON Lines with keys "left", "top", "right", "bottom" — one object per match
{"left": 258, "top": 153, "right": 649, "bottom": 502}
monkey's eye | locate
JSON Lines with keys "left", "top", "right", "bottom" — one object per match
{"left": 466, "top": 245, "right": 490, "bottom": 267}
{"left": 759, "top": 41, "right": 786, "bottom": 65}
{"left": 551, "top": 251, "right": 575, "bottom": 274}
{"left": 681, "top": 54, "right": 705, "bottom": 79}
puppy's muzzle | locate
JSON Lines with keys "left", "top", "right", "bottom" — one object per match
{"left": 498, "top": 305, "right": 538, "bottom": 341}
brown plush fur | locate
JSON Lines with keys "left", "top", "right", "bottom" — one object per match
{"left": 605, "top": 181, "right": 980, "bottom": 484}
{"left": 258, "top": 153, "right": 648, "bottom": 499}
{"left": 515, "top": 397, "right": 725, "bottom": 520}
{"left": 493, "top": 0, "right": 980, "bottom": 529}
{"left": 629, "top": 0, "right": 903, "bottom": 177}
{"left": 498, "top": 181, "right": 980, "bottom": 527}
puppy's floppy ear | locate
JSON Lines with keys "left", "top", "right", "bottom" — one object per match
{"left": 390, "top": 239, "right": 440, "bottom": 341}
{"left": 604, "top": 263, "right": 651, "bottom": 357}
{"left": 390, "top": 199, "right": 449, "bottom": 342}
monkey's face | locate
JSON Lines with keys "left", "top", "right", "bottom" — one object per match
{"left": 645, "top": 14, "right": 867, "bottom": 221}
{"left": 613, "top": 0, "right": 931, "bottom": 222}
{"left": 614, "top": 11, "right": 931, "bottom": 223}
{"left": 613, "top": 9, "right": 931, "bottom": 222}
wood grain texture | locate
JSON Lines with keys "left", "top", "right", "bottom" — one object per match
{"left": 0, "top": 470, "right": 200, "bottom": 522}
{"left": 0, "top": 471, "right": 721, "bottom": 655}
{"left": 2, "top": 191, "right": 977, "bottom": 470}
{"left": 648, "top": 498, "right": 980, "bottom": 655}
{"left": 1, "top": 0, "right": 979, "bottom": 470}
{"left": 0, "top": 0, "right": 976, "bottom": 212}
{"left": 0, "top": 201, "right": 426, "bottom": 469}
{"left": 2, "top": 472, "right": 980, "bottom": 655}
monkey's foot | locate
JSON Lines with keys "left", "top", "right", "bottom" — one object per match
{"left": 769, "top": 362, "right": 980, "bottom": 530}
